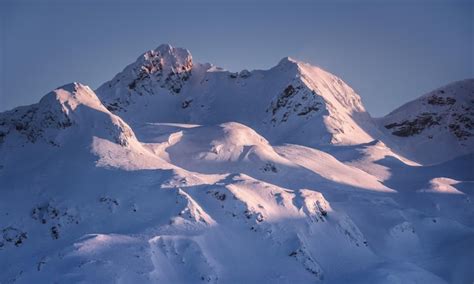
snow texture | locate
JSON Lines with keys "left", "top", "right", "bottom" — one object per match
{"left": 1, "top": 44, "right": 473, "bottom": 284}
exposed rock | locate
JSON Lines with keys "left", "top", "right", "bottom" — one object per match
{"left": 267, "top": 82, "right": 323, "bottom": 125}
{"left": 427, "top": 95, "right": 456, "bottom": 105}
{"left": 182, "top": 99, "right": 193, "bottom": 109}
{"left": 261, "top": 162, "right": 278, "bottom": 173}
{"left": 96, "top": 44, "right": 194, "bottom": 111}
{"left": 239, "top": 70, "right": 251, "bottom": 78}
{"left": 1, "top": 227, "right": 27, "bottom": 247}
{"left": 385, "top": 113, "right": 441, "bottom": 137}
{"left": 0, "top": 103, "right": 73, "bottom": 145}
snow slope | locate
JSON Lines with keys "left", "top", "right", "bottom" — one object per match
{"left": 378, "top": 79, "right": 474, "bottom": 164}
{"left": 96, "top": 44, "right": 377, "bottom": 147}
{"left": 0, "top": 82, "right": 137, "bottom": 149}
{"left": 1, "top": 45, "right": 473, "bottom": 284}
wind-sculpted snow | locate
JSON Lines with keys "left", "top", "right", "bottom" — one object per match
{"left": 1, "top": 45, "right": 473, "bottom": 283}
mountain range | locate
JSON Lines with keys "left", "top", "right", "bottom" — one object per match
{"left": 0, "top": 44, "right": 473, "bottom": 283}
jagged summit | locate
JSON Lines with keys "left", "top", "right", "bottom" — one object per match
{"left": 147, "top": 44, "right": 194, "bottom": 73}
{"left": 95, "top": 44, "right": 375, "bottom": 147}
{"left": 135, "top": 44, "right": 193, "bottom": 74}
{"left": 1, "top": 45, "right": 473, "bottom": 284}
{"left": 97, "top": 44, "right": 193, "bottom": 101}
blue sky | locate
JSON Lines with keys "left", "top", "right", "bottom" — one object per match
{"left": 0, "top": 0, "right": 472, "bottom": 116}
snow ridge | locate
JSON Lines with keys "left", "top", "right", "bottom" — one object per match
{"left": 0, "top": 44, "right": 473, "bottom": 284}
{"left": 378, "top": 79, "right": 474, "bottom": 163}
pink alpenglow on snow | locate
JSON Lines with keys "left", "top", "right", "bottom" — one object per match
{"left": 0, "top": 44, "right": 473, "bottom": 284}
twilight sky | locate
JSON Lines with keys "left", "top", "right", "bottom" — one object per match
{"left": 0, "top": 0, "right": 472, "bottom": 116}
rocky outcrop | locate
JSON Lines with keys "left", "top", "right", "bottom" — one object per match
{"left": 267, "top": 82, "right": 323, "bottom": 125}
{"left": 379, "top": 79, "right": 474, "bottom": 163}
{"left": 384, "top": 112, "right": 442, "bottom": 137}
{"left": 97, "top": 44, "right": 194, "bottom": 112}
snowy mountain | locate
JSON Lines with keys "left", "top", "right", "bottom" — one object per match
{"left": 0, "top": 83, "right": 137, "bottom": 148}
{"left": 378, "top": 79, "right": 474, "bottom": 164}
{"left": 96, "top": 44, "right": 376, "bottom": 147}
{"left": 1, "top": 44, "right": 473, "bottom": 284}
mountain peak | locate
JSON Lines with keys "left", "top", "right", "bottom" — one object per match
{"left": 278, "top": 56, "right": 296, "bottom": 63}
{"left": 96, "top": 45, "right": 374, "bottom": 147}
{"left": 379, "top": 79, "right": 474, "bottom": 163}
{"left": 56, "top": 82, "right": 83, "bottom": 92}
{"left": 39, "top": 82, "right": 104, "bottom": 114}
{"left": 139, "top": 44, "right": 193, "bottom": 72}
{"left": 2, "top": 43, "right": 474, "bottom": 284}
{"left": 0, "top": 82, "right": 137, "bottom": 148}
{"left": 96, "top": 44, "right": 193, "bottom": 99}
{"left": 155, "top": 43, "right": 173, "bottom": 51}
{"left": 275, "top": 56, "right": 301, "bottom": 70}
{"left": 153, "top": 43, "right": 188, "bottom": 56}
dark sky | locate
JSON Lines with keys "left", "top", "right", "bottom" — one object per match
{"left": 1, "top": 0, "right": 472, "bottom": 116}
